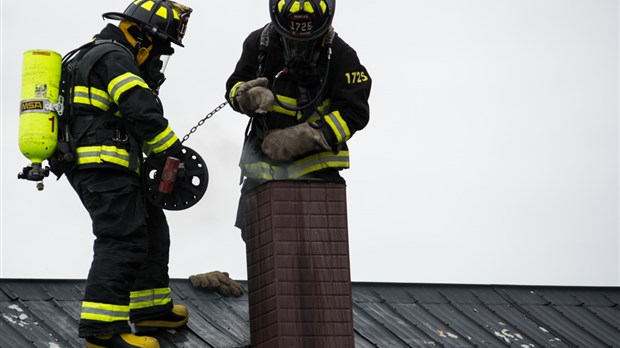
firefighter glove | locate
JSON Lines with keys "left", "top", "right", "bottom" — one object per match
{"left": 189, "top": 271, "right": 244, "bottom": 297}
{"left": 146, "top": 141, "right": 184, "bottom": 170}
{"left": 261, "top": 122, "right": 331, "bottom": 162}
{"left": 235, "top": 77, "right": 274, "bottom": 116}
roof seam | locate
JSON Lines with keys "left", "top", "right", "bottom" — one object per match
{"left": 493, "top": 287, "right": 580, "bottom": 348}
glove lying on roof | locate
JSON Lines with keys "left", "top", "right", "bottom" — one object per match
{"left": 189, "top": 271, "right": 244, "bottom": 297}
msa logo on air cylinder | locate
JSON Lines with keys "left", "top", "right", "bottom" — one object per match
{"left": 21, "top": 99, "right": 49, "bottom": 113}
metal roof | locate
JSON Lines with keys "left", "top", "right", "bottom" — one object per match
{"left": 1, "top": 279, "right": 619, "bottom": 347}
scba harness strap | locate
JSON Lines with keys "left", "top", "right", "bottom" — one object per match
{"left": 50, "top": 40, "right": 140, "bottom": 178}
{"left": 256, "top": 22, "right": 336, "bottom": 78}
{"left": 257, "top": 23, "right": 335, "bottom": 122}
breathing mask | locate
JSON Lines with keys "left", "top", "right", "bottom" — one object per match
{"left": 141, "top": 41, "right": 174, "bottom": 93}
{"left": 272, "top": 33, "right": 333, "bottom": 113}
{"left": 282, "top": 38, "right": 321, "bottom": 80}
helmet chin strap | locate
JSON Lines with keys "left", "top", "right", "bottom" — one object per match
{"left": 119, "top": 20, "right": 153, "bottom": 65}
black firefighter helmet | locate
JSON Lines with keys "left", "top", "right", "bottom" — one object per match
{"left": 269, "top": 0, "right": 335, "bottom": 42}
{"left": 103, "top": 0, "right": 193, "bottom": 47}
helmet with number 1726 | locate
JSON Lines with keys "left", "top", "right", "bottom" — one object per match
{"left": 269, "top": 0, "right": 335, "bottom": 42}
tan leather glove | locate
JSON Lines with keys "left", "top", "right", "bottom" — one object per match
{"left": 235, "top": 77, "right": 274, "bottom": 115}
{"left": 189, "top": 271, "right": 244, "bottom": 297}
{"left": 261, "top": 122, "right": 331, "bottom": 162}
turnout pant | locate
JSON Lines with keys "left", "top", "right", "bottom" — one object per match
{"left": 68, "top": 168, "right": 174, "bottom": 337}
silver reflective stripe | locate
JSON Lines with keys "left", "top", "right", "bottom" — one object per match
{"left": 130, "top": 292, "right": 170, "bottom": 305}
{"left": 101, "top": 149, "right": 129, "bottom": 162}
{"left": 243, "top": 151, "right": 350, "bottom": 180}
{"left": 81, "top": 307, "right": 128, "bottom": 318}
{"left": 325, "top": 112, "right": 348, "bottom": 142}
{"left": 89, "top": 93, "right": 113, "bottom": 109}
{"left": 288, "top": 152, "right": 350, "bottom": 178}
{"left": 73, "top": 90, "right": 89, "bottom": 99}
{"left": 244, "top": 163, "right": 288, "bottom": 180}
{"left": 76, "top": 150, "right": 101, "bottom": 159}
{"left": 109, "top": 75, "right": 144, "bottom": 100}
{"left": 143, "top": 132, "right": 175, "bottom": 155}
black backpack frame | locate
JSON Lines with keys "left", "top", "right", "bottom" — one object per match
{"left": 49, "top": 40, "right": 133, "bottom": 178}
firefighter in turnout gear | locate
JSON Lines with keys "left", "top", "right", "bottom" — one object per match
{"left": 226, "top": 0, "right": 371, "bottom": 234}
{"left": 63, "top": 1, "right": 192, "bottom": 347}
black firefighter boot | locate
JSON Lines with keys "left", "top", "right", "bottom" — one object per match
{"left": 133, "top": 304, "right": 189, "bottom": 334}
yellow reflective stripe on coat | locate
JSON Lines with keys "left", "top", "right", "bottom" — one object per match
{"left": 243, "top": 162, "right": 288, "bottom": 180}
{"left": 81, "top": 301, "right": 130, "bottom": 322}
{"left": 324, "top": 110, "right": 351, "bottom": 143}
{"left": 229, "top": 81, "right": 244, "bottom": 103}
{"left": 242, "top": 150, "right": 349, "bottom": 180}
{"left": 129, "top": 287, "right": 172, "bottom": 310}
{"left": 143, "top": 124, "right": 178, "bottom": 156}
{"left": 108, "top": 72, "right": 149, "bottom": 104}
{"left": 287, "top": 150, "right": 350, "bottom": 178}
{"left": 73, "top": 86, "right": 115, "bottom": 112}
{"left": 272, "top": 95, "right": 330, "bottom": 121}
{"left": 272, "top": 94, "right": 297, "bottom": 116}
{"left": 76, "top": 145, "right": 131, "bottom": 167}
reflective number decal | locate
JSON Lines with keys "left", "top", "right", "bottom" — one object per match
{"left": 345, "top": 71, "right": 369, "bottom": 84}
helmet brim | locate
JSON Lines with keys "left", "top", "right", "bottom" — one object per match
{"left": 102, "top": 12, "right": 185, "bottom": 47}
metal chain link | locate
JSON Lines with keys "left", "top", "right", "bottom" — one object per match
{"left": 181, "top": 100, "right": 230, "bottom": 144}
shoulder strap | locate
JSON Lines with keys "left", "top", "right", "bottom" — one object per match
{"left": 322, "top": 26, "right": 336, "bottom": 48}
{"left": 257, "top": 23, "right": 273, "bottom": 77}
{"left": 77, "top": 39, "right": 135, "bottom": 83}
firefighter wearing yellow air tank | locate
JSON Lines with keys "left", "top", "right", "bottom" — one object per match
{"left": 58, "top": 1, "right": 191, "bottom": 347}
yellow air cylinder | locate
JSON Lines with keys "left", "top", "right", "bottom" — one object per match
{"left": 19, "top": 49, "right": 62, "bottom": 165}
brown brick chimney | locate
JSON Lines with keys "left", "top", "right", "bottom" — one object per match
{"left": 241, "top": 180, "right": 355, "bottom": 347}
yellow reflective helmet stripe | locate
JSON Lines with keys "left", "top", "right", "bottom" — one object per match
{"left": 130, "top": 287, "right": 172, "bottom": 310}
{"left": 303, "top": 1, "right": 315, "bottom": 13}
{"left": 143, "top": 124, "right": 179, "bottom": 156}
{"left": 136, "top": 0, "right": 178, "bottom": 19}
{"left": 81, "top": 301, "right": 130, "bottom": 322}
{"left": 140, "top": 0, "right": 154, "bottom": 11}
{"left": 324, "top": 110, "right": 351, "bottom": 143}
{"left": 279, "top": 1, "right": 325, "bottom": 14}
{"left": 156, "top": 6, "right": 169, "bottom": 19}
{"left": 290, "top": 1, "right": 301, "bottom": 13}
{"left": 319, "top": 0, "right": 327, "bottom": 13}
{"left": 108, "top": 72, "right": 150, "bottom": 104}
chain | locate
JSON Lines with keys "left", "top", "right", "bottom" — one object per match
{"left": 181, "top": 100, "right": 230, "bottom": 144}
